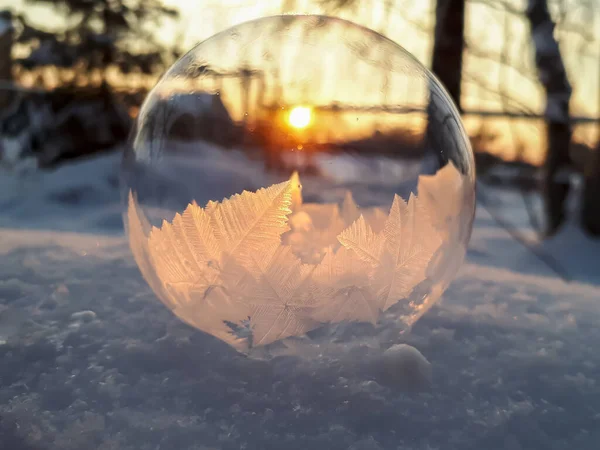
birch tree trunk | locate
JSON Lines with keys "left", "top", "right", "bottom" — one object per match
{"left": 424, "top": 0, "right": 466, "bottom": 172}
{"left": 526, "top": 0, "right": 573, "bottom": 236}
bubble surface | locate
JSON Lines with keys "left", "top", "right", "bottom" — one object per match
{"left": 122, "top": 15, "right": 476, "bottom": 357}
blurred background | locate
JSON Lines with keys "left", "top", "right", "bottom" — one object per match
{"left": 0, "top": 0, "right": 598, "bottom": 238}
{"left": 2, "top": 4, "right": 600, "bottom": 450}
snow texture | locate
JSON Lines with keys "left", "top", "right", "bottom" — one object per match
{"left": 1, "top": 150, "right": 600, "bottom": 450}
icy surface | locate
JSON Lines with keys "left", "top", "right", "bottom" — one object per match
{"left": 1, "top": 151, "right": 600, "bottom": 450}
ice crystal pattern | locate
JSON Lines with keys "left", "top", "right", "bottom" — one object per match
{"left": 127, "top": 163, "right": 466, "bottom": 351}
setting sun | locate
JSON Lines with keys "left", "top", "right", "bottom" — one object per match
{"left": 288, "top": 106, "right": 312, "bottom": 129}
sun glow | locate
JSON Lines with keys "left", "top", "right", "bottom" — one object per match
{"left": 288, "top": 106, "right": 312, "bottom": 129}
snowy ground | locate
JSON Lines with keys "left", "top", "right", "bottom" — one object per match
{"left": 1, "top": 150, "right": 599, "bottom": 450}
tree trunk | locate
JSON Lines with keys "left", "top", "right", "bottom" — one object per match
{"left": 430, "top": 0, "right": 465, "bottom": 112}
{"left": 580, "top": 34, "right": 600, "bottom": 237}
{"left": 424, "top": 0, "right": 466, "bottom": 173}
{"left": 526, "top": 0, "right": 573, "bottom": 237}
{"left": 0, "top": 10, "right": 14, "bottom": 111}
{"left": 581, "top": 143, "right": 600, "bottom": 237}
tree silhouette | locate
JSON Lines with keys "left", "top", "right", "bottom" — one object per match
{"left": 526, "top": 0, "right": 573, "bottom": 236}
{"left": 430, "top": 0, "right": 465, "bottom": 112}
{"left": 14, "top": 0, "right": 180, "bottom": 81}
{"left": 422, "top": 0, "right": 466, "bottom": 172}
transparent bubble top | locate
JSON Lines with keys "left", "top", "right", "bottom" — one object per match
{"left": 122, "top": 15, "right": 476, "bottom": 358}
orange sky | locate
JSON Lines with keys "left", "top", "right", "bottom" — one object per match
{"left": 8, "top": 0, "right": 599, "bottom": 117}
{"left": 155, "top": 0, "right": 599, "bottom": 117}
{"left": 7, "top": 0, "right": 600, "bottom": 164}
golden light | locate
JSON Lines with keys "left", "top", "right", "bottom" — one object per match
{"left": 288, "top": 106, "right": 312, "bottom": 129}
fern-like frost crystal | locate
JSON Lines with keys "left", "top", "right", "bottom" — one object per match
{"left": 127, "top": 163, "right": 467, "bottom": 351}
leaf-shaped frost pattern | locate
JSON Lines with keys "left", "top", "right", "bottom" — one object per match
{"left": 337, "top": 215, "right": 384, "bottom": 266}
{"left": 210, "top": 180, "right": 293, "bottom": 271}
{"left": 415, "top": 162, "right": 473, "bottom": 324}
{"left": 416, "top": 162, "right": 471, "bottom": 282}
{"left": 138, "top": 179, "right": 296, "bottom": 350}
{"left": 375, "top": 193, "right": 442, "bottom": 311}
{"left": 239, "top": 246, "right": 318, "bottom": 346}
{"left": 310, "top": 247, "right": 378, "bottom": 325}
{"left": 417, "top": 161, "right": 467, "bottom": 234}
{"left": 341, "top": 191, "right": 360, "bottom": 226}
{"left": 174, "top": 284, "right": 252, "bottom": 352}
{"left": 284, "top": 198, "right": 355, "bottom": 264}
{"left": 152, "top": 203, "right": 225, "bottom": 303}
{"left": 129, "top": 166, "right": 458, "bottom": 351}
{"left": 126, "top": 191, "right": 177, "bottom": 310}
{"left": 335, "top": 193, "right": 442, "bottom": 313}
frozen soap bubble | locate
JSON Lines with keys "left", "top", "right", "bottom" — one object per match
{"left": 121, "top": 15, "right": 475, "bottom": 358}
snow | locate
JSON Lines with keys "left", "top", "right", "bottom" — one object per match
{"left": 1, "top": 149, "right": 600, "bottom": 450}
